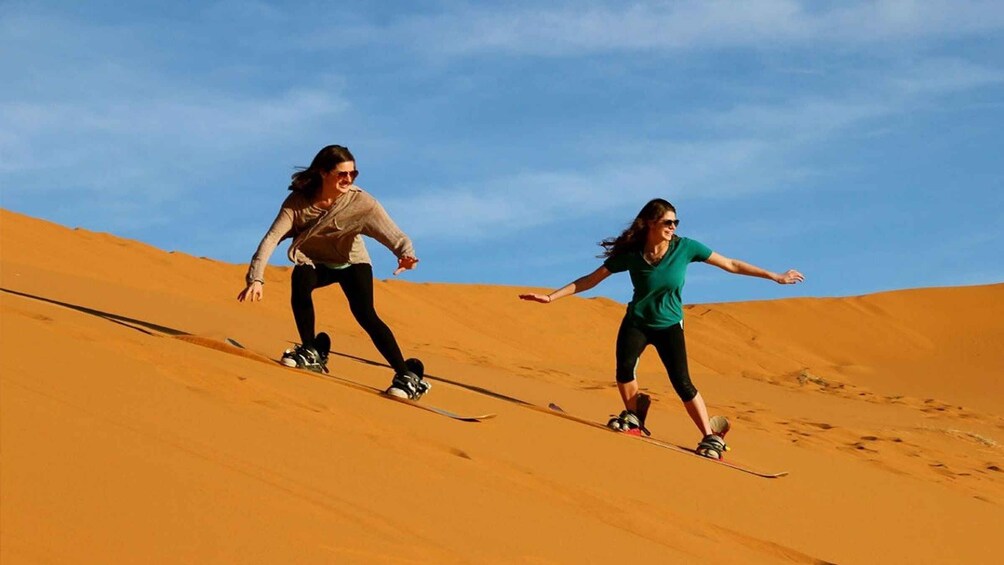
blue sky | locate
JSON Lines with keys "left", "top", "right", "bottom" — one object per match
{"left": 3, "top": 0, "right": 1002, "bottom": 305}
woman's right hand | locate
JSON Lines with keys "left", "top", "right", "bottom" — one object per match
{"left": 518, "top": 293, "right": 552, "bottom": 304}
{"left": 773, "top": 269, "right": 805, "bottom": 285}
{"left": 237, "top": 281, "right": 264, "bottom": 303}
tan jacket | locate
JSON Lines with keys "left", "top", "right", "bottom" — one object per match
{"left": 245, "top": 187, "right": 415, "bottom": 284}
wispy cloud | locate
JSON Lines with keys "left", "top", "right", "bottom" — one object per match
{"left": 701, "top": 59, "right": 1003, "bottom": 137}
{"left": 0, "top": 7, "right": 350, "bottom": 231}
{"left": 3, "top": 1, "right": 1001, "bottom": 283}
{"left": 346, "top": 0, "right": 1004, "bottom": 57}
{"left": 386, "top": 137, "right": 805, "bottom": 240}
{"left": 1, "top": 90, "right": 346, "bottom": 174}
{"left": 0, "top": 86, "right": 348, "bottom": 233}
{"left": 888, "top": 57, "right": 1004, "bottom": 95}
{"left": 388, "top": 56, "right": 1001, "bottom": 240}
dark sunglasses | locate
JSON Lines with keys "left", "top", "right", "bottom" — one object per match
{"left": 660, "top": 219, "right": 680, "bottom": 227}
{"left": 331, "top": 169, "right": 359, "bottom": 180}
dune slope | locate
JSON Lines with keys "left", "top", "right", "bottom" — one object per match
{"left": 2, "top": 209, "right": 1002, "bottom": 564}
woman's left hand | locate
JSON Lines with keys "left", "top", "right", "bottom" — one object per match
{"left": 394, "top": 256, "right": 419, "bottom": 276}
{"left": 775, "top": 269, "right": 805, "bottom": 284}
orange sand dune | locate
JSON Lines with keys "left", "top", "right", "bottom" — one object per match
{"left": 2, "top": 209, "right": 1002, "bottom": 564}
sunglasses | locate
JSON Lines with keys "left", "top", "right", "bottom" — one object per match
{"left": 660, "top": 219, "right": 680, "bottom": 227}
{"left": 331, "top": 169, "right": 359, "bottom": 180}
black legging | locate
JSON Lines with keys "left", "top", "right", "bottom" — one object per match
{"left": 615, "top": 317, "right": 698, "bottom": 402}
{"left": 291, "top": 263, "right": 407, "bottom": 374}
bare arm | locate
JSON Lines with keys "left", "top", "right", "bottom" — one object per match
{"left": 519, "top": 265, "right": 614, "bottom": 303}
{"left": 703, "top": 252, "right": 804, "bottom": 284}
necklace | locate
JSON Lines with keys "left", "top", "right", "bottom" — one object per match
{"left": 643, "top": 245, "right": 667, "bottom": 265}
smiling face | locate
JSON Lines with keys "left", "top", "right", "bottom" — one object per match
{"left": 647, "top": 211, "right": 679, "bottom": 243}
{"left": 321, "top": 161, "right": 359, "bottom": 194}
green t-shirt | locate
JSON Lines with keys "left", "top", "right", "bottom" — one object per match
{"left": 603, "top": 236, "right": 713, "bottom": 329}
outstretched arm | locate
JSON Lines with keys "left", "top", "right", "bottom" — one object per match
{"left": 703, "top": 252, "right": 804, "bottom": 284}
{"left": 363, "top": 200, "right": 419, "bottom": 276}
{"left": 519, "top": 265, "right": 613, "bottom": 303}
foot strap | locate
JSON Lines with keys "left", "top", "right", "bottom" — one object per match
{"left": 696, "top": 434, "right": 728, "bottom": 459}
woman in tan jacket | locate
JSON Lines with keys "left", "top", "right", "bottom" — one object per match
{"left": 237, "top": 144, "right": 429, "bottom": 399}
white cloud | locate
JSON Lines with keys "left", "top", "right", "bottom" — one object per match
{"left": 3, "top": 2, "right": 1000, "bottom": 253}
{"left": 385, "top": 137, "right": 805, "bottom": 240}
{"left": 700, "top": 58, "right": 1003, "bottom": 141}
{"left": 0, "top": 88, "right": 347, "bottom": 185}
{"left": 703, "top": 99, "right": 891, "bottom": 140}
{"left": 1, "top": 7, "right": 342, "bottom": 168}
{"left": 0, "top": 7, "right": 349, "bottom": 202}
{"left": 889, "top": 57, "right": 1004, "bottom": 95}
{"left": 386, "top": 55, "right": 1001, "bottom": 241}
{"left": 351, "top": 0, "right": 1004, "bottom": 57}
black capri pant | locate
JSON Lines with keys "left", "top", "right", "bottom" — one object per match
{"left": 615, "top": 317, "right": 698, "bottom": 402}
{"left": 290, "top": 263, "right": 407, "bottom": 374}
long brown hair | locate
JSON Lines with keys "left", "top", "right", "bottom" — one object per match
{"left": 599, "top": 198, "right": 677, "bottom": 258}
{"left": 288, "top": 145, "right": 356, "bottom": 198}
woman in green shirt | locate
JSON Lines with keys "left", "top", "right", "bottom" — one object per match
{"left": 519, "top": 198, "right": 803, "bottom": 458}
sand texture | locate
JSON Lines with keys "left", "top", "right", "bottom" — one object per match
{"left": 2, "top": 209, "right": 1002, "bottom": 564}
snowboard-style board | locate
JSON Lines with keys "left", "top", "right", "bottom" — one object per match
{"left": 309, "top": 347, "right": 787, "bottom": 475}
{"left": 0, "top": 289, "right": 781, "bottom": 458}
{"left": 224, "top": 338, "right": 495, "bottom": 423}
{"left": 547, "top": 403, "right": 788, "bottom": 479}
